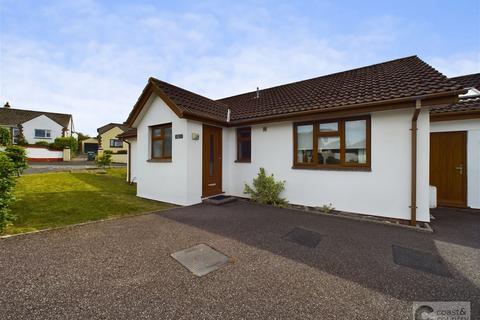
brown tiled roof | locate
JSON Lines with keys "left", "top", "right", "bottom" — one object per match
{"left": 126, "top": 56, "right": 463, "bottom": 126}
{"left": 0, "top": 107, "right": 72, "bottom": 127}
{"left": 117, "top": 127, "right": 137, "bottom": 139}
{"left": 150, "top": 78, "right": 229, "bottom": 121}
{"left": 218, "top": 56, "right": 461, "bottom": 121}
{"left": 97, "top": 122, "right": 131, "bottom": 134}
{"left": 430, "top": 96, "right": 480, "bottom": 114}
{"left": 450, "top": 73, "right": 480, "bottom": 90}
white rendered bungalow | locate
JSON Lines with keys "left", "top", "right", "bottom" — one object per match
{"left": 119, "top": 56, "right": 479, "bottom": 225}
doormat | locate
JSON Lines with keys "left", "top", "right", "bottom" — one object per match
{"left": 283, "top": 227, "right": 322, "bottom": 248}
{"left": 203, "top": 195, "right": 237, "bottom": 205}
{"left": 171, "top": 244, "right": 229, "bottom": 277}
{"left": 392, "top": 245, "right": 452, "bottom": 277}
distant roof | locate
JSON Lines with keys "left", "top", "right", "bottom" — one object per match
{"left": 0, "top": 106, "right": 72, "bottom": 127}
{"left": 449, "top": 73, "right": 480, "bottom": 90}
{"left": 126, "top": 56, "right": 463, "bottom": 126}
{"left": 431, "top": 96, "right": 480, "bottom": 114}
{"left": 97, "top": 123, "right": 130, "bottom": 134}
{"left": 429, "top": 73, "right": 480, "bottom": 119}
{"left": 117, "top": 127, "right": 137, "bottom": 139}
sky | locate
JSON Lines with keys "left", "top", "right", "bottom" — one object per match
{"left": 1, "top": 0, "right": 479, "bottom": 136}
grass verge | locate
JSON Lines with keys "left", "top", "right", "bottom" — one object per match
{"left": 4, "top": 168, "right": 174, "bottom": 235}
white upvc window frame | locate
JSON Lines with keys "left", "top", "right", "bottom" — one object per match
{"left": 12, "top": 127, "right": 19, "bottom": 144}
{"left": 34, "top": 129, "right": 52, "bottom": 139}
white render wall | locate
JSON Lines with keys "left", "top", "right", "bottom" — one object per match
{"left": 223, "top": 108, "right": 431, "bottom": 222}
{"left": 25, "top": 146, "right": 63, "bottom": 159}
{"left": 132, "top": 95, "right": 203, "bottom": 205}
{"left": 128, "top": 138, "right": 138, "bottom": 183}
{"left": 22, "top": 115, "right": 64, "bottom": 144}
{"left": 131, "top": 93, "right": 430, "bottom": 221}
{"left": 430, "top": 119, "right": 480, "bottom": 208}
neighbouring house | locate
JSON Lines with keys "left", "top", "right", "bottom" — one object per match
{"left": 119, "top": 56, "right": 478, "bottom": 225}
{"left": 81, "top": 137, "right": 99, "bottom": 154}
{"left": 97, "top": 123, "right": 130, "bottom": 163}
{"left": 430, "top": 73, "right": 480, "bottom": 208}
{"left": 0, "top": 102, "right": 74, "bottom": 161}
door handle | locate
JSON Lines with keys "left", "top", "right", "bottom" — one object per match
{"left": 455, "top": 165, "right": 463, "bottom": 175}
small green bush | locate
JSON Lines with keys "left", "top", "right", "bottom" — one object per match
{"left": 317, "top": 203, "right": 335, "bottom": 213}
{"left": 0, "top": 153, "right": 17, "bottom": 233}
{"left": 4, "top": 146, "right": 28, "bottom": 176}
{"left": 97, "top": 150, "right": 112, "bottom": 168}
{"left": 244, "top": 167, "right": 287, "bottom": 207}
{"left": 47, "top": 143, "right": 62, "bottom": 150}
{"left": 34, "top": 141, "right": 50, "bottom": 147}
{"left": 0, "top": 127, "right": 11, "bottom": 146}
{"left": 52, "top": 137, "right": 78, "bottom": 153}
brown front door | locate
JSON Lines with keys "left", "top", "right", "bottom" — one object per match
{"left": 202, "top": 125, "right": 222, "bottom": 197}
{"left": 430, "top": 131, "right": 467, "bottom": 207}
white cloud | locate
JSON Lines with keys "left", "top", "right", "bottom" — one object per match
{"left": 1, "top": 1, "right": 477, "bottom": 136}
{"left": 429, "top": 52, "right": 480, "bottom": 77}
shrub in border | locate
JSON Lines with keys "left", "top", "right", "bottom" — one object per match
{"left": 0, "top": 153, "right": 17, "bottom": 233}
{"left": 97, "top": 150, "right": 113, "bottom": 168}
{"left": 4, "top": 146, "right": 28, "bottom": 176}
{"left": 244, "top": 167, "right": 287, "bottom": 207}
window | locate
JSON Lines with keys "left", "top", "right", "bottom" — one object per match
{"left": 150, "top": 123, "right": 172, "bottom": 160}
{"left": 34, "top": 129, "right": 51, "bottom": 139}
{"left": 109, "top": 139, "right": 123, "bottom": 148}
{"left": 236, "top": 127, "right": 251, "bottom": 162}
{"left": 12, "top": 127, "right": 19, "bottom": 144}
{"left": 296, "top": 124, "right": 313, "bottom": 163}
{"left": 294, "top": 116, "right": 370, "bottom": 169}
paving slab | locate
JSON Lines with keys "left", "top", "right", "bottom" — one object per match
{"left": 171, "top": 244, "right": 229, "bottom": 277}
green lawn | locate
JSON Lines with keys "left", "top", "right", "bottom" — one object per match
{"left": 4, "top": 168, "right": 174, "bottom": 235}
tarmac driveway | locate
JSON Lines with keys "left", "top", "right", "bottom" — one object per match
{"left": 0, "top": 201, "right": 478, "bottom": 319}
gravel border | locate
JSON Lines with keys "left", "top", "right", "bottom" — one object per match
{"left": 234, "top": 198, "right": 433, "bottom": 233}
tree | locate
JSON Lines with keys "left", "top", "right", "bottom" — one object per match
{"left": 4, "top": 146, "right": 28, "bottom": 176}
{"left": 0, "top": 127, "right": 11, "bottom": 146}
{"left": 0, "top": 153, "right": 17, "bottom": 233}
{"left": 52, "top": 137, "right": 78, "bottom": 154}
{"left": 96, "top": 150, "right": 112, "bottom": 168}
{"left": 76, "top": 132, "right": 90, "bottom": 144}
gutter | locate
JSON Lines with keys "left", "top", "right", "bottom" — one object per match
{"left": 410, "top": 100, "right": 421, "bottom": 226}
{"left": 123, "top": 139, "right": 132, "bottom": 183}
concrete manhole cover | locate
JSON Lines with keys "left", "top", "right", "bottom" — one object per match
{"left": 392, "top": 245, "right": 452, "bottom": 278}
{"left": 283, "top": 227, "right": 322, "bottom": 248}
{"left": 171, "top": 244, "right": 229, "bottom": 277}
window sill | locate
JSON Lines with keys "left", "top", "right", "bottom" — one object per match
{"left": 234, "top": 160, "right": 251, "bottom": 163}
{"left": 147, "top": 159, "right": 172, "bottom": 163}
{"left": 34, "top": 137, "right": 52, "bottom": 139}
{"left": 292, "top": 165, "right": 371, "bottom": 172}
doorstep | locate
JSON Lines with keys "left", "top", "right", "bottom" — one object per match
{"left": 203, "top": 195, "right": 237, "bottom": 206}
